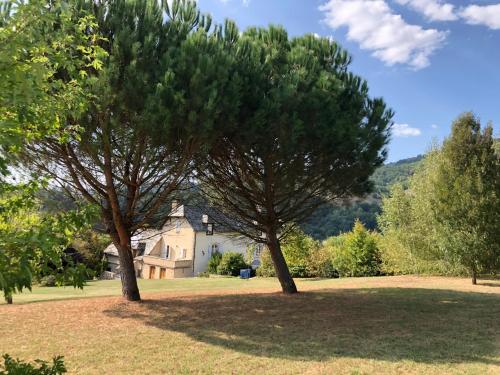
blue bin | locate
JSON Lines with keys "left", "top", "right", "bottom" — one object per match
{"left": 240, "top": 268, "right": 251, "bottom": 279}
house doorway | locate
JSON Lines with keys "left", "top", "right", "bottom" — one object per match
{"left": 160, "top": 268, "right": 166, "bottom": 279}
{"left": 149, "top": 266, "right": 156, "bottom": 279}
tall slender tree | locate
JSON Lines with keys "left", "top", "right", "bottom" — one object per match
{"left": 431, "top": 113, "right": 500, "bottom": 284}
{"left": 379, "top": 113, "right": 500, "bottom": 283}
{"left": 196, "top": 27, "right": 393, "bottom": 293}
{"left": 23, "top": 0, "right": 239, "bottom": 301}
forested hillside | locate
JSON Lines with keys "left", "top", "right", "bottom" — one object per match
{"left": 302, "top": 155, "right": 424, "bottom": 240}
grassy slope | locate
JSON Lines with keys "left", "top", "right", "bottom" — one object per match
{"left": 1, "top": 276, "right": 500, "bottom": 375}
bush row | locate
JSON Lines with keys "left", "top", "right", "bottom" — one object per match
{"left": 257, "top": 221, "right": 382, "bottom": 278}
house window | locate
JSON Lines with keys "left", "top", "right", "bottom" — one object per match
{"left": 137, "top": 242, "right": 146, "bottom": 256}
{"left": 206, "top": 223, "right": 214, "bottom": 235}
{"left": 181, "top": 248, "right": 187, "bottom": 259}
{"left": 160, "top": 244, "right": 170, "bottom": 259}
{"left": 254, "top": 244, "right": 263, "bottom": 258}
{"left": 175, "top": 219, "right": 181, "bottom": 233}
{"left": 211, "top": 243, "right": 219, "bottom": 255}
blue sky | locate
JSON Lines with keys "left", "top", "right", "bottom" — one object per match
{"left": 197, "top": 0, "right": 500, "bottom": 162}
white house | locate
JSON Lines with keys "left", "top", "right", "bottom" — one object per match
{"left": 104, "top": 203, "right": 261, "bottom": 279}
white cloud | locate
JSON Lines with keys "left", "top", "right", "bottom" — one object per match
{"left": 431, "top": 124, "right": 438, "bottom": 129}
{"left": 459, "top": 4, "right": 500, "bottom": 30}
{"left": 319, "top": 0, "right": 447, "bottom": 69}
{"left": 394, "top": 0, "right": 457, "bottom": 21}
{"left": 393, "top": 123, "right": 422, "bottom": 137}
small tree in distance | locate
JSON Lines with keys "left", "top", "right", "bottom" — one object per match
{"left": 196, "top": 27, "right": 393, "bottom": 293}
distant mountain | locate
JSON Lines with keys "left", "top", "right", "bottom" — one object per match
{"left": 301, "top": 155, "right": 424, "bottom": 240}
{"left": 371, "top": 155, "right": 424, "bottom": 197}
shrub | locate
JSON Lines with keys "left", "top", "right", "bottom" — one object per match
{"left": 256, "top": 228, "right": 339, "bottom": 278}
{"left": 40, "top": 275, "right": 57, "bottom": 287}
{"left": 326, "top": 220, "right": 382, "bottom": 277}
{"left": 256, "top": 248, "right": 275, "bottom": 277}
{"left": 197, "top": 271, "right": 210, "bottom": 278}
{"left": 289, "top": 265, "right": 308, "bottom": 278}
{"left": 216, "top": 252, "right": 248, "bottom": 276}
{"left": 0, "top": 354, "right": 66, "bottom": 374}
{"left": 207, "top": 252, "right": 222, "bottom": 274}
{"left": 306, "top": 246, "right": 339, "bottom": 278}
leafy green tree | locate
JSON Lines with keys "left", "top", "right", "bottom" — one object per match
{"left": 0, "top": 0, "right": 103, "bottom": 304}
{"left": 22, "top": 0, "right": 238, "bottom": 301}
{"left": 196, "top": 27, "right": 393, "bottom": 293}
{"left": 0, "top": 184, "right": 96, "bottom": 304}
{"left": 326, "top": 220, "right": 382, "bottom": 277}
{"left": 379, "top": 114, "right": 500, "bottom": 283}
{"left": 431, "top": 113, "right": 500, "bottom": 284}
{"left": 0, "top": 0, "right": 104, "bottom": 169}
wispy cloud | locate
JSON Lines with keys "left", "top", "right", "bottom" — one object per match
{"left": 459, "top": 4, "right": 500, "bottom": 30}
{"left": 393, "top": 123, "right": 422, "bottom": 137}
{"left": 319, "top": 0, "right": 447, "bottom": 70}
{"left": 394, "top": 0, "right": 457, "bottom": 22}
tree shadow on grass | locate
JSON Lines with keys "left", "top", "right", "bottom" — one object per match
{"left": 103, "top": 288, "right": 500, "bottom": 365}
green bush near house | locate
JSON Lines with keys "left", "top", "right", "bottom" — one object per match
{"left": 207, "top": 252, "right": 222, "bottom": 274}
{"left": 216, "top": 252, "right": 248, "bottom": 277}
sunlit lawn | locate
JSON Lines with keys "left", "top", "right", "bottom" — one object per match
{"left": 1, "top": 276, "right": 499, "bottom": 374}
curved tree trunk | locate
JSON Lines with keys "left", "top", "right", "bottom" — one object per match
{"left": 114, "top": 240, "right": 141, "bottom": 301}
{"left": 267, "top": 232, "right": 297, "bottom": 294}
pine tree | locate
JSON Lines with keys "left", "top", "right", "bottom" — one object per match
{"left": 22, "top": 0, "right": 238, "bottom": 301}
{"left": 196, "top": 27, "right": 392, "bottom": 293}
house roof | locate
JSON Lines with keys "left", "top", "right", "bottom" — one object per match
{"left": 182, "top": 205, "right": 235, "bottom": 233}
{"left": 104, "top": 243, "right": 118, "bottom": 256}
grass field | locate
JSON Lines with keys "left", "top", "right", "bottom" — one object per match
{"left": 1, "top": 276, "right": 499, "bottom": 374}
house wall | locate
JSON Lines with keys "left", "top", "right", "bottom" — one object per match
{"left": 193, "top": 232, "right": 251, "bottom": 275}
{"left": 140, "top": 258, "right": 194, "bottom": 279}
{"left": 139, "top": 218, "right": 196, "bottom": 279}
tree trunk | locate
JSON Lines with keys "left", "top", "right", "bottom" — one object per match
{"left": 267, "top": 232, "right": 297, "bottom": 294}
{"left": 471, "top": 268, "right": 477, "bottom": 285}
{"left": 5, "top": 294, "right": 12, "bottom": 304}
{"left": 115, "top": 242, "right": 141, "bottom": 301}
